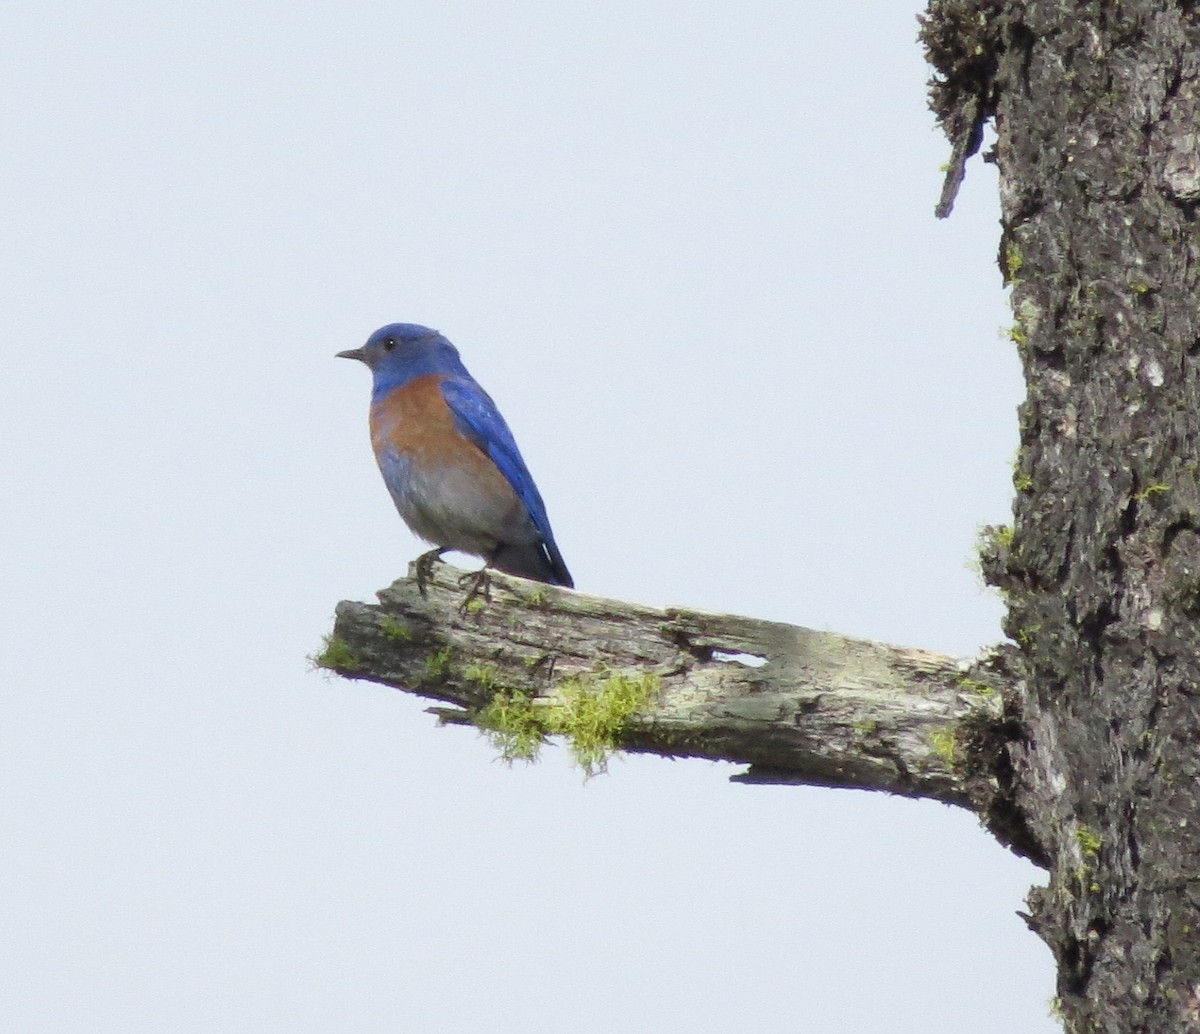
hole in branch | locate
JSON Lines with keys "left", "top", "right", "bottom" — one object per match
{"left": 712, "top": 650, "right": 767, "bottom": 668}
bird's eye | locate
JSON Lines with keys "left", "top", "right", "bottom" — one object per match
{"left": 382, "top": 337, "right": 397, "bottom": 351}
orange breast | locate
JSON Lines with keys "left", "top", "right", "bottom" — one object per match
{"left": 368, "top": 375, "right": 527, "bottom": 553}
{"left": 370, "top": 374, "right": 466, "bottom": 466}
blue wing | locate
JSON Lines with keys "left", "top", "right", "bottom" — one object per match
{"left": 439, "top": 376, "right": 572, "bottom": 585}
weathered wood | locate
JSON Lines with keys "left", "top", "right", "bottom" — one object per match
{"left": 323, "top": 561, "right": 1017, "bottom": 811}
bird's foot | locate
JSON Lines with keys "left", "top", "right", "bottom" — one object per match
{"left": 457, "top": 567, "right": 493, "bottom": 612}
{"left": 414, "top": 548, "right": 447, "bottom": 596}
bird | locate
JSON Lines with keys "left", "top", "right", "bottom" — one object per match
{"left": 338, "top": 323, "right": 573, "bottom": 590}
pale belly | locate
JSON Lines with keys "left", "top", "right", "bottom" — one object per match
{"left": 375, "top": 447, "right": 538, "bottom": 558}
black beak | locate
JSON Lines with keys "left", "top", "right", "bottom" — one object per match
{"left": 336, "top": 348, "right": 366, "bottom": 362}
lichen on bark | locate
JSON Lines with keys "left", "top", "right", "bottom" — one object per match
{"left": 925, "top": 0, "right": 1200, "bottom": 1028}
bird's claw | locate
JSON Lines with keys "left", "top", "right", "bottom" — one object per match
{"left": 457, "top": 567, "right": 493, "bottom": 612}
{"left": 415, "top": 548, "right": 446, "bottom": 596}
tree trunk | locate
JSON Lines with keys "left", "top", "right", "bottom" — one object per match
{"left": 322, "top": 2, "right": 1200, "bottom": 1029}
{"left": 926, "top": 0, "right": 1200, "bottom": 1029}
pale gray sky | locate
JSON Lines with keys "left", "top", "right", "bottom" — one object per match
{"left": 3, "top": 2, "right": 1055, "bottom": 1031}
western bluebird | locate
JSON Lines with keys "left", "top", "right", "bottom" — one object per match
{"left": 338, "top": 323, "right": 573, "bottom": 589}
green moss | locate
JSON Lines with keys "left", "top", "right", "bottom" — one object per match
{"left": 1008, "top": 448, "right": 1034, "bottom": 493}
{"left": 464, "top": 663, "right": 502, "bottom": 689}
{"left": 976, "top": 524, "right": 1014, "bottom": 565}
{"left": 463, "top": 597, "right": 486, "bottom": 614}
{"left": 853, "top": 719, "right": 879, "bottom": 736}
{"left": 930, "top": 726, "right": 959, "bottom": 767}
{"left": 550, "top": 672, "right": 662, "bottom": 777}
{"left": 1076, "top": 826, "right": 1102, "bottom": 857}
{"left": 472, "top": 670, "right": 662, "bottom": 777}
{"left": 1069, "top": 862, "right": 1101, "bottom": 895}
{"left": 1006, "top": 298, "right": 1041, "bottom": 357}
{"left": 476, "top": 691, "right": 546, "bottom": 763}
{"left": 1134, "top": 482, "right": 1170, "bottom": 502}
{"left": 956, "top": 676, "right": 997, "bottom": 699}
{"left": 1015, "top": 624, "right": 1041, "bottom": 650}
{"left": 1003, "top": 242, "right": 1024, "bottom": 285}
{"left": 379, "top": 614, "right": 411, "bottom": 642}
{"left": 425, "top": 646, "right": 452, "bottom": 680}
{"left": 310, "top": 634, "right": 363, "bottom": 673}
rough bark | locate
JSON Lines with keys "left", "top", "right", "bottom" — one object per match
{"left": 322, "top": 562, "right": 1036, "bottom": 849}
{"left": 924, "top": 1, "right": 1200, "bottom": 1030}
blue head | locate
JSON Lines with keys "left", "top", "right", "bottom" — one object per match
{"left": 337, "top": 323, "right": 470, "bottom": 399}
